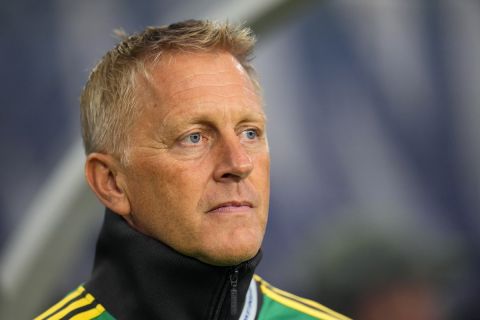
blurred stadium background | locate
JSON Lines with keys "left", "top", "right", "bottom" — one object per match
{"left": 1, "top": 0, "right": 479, "bottom": 319}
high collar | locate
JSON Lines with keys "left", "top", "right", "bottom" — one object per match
{"left": 85, "top": 208, "right": 262, "bottom": 320}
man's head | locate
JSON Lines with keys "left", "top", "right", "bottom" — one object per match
{"left": 82, "top": 20, "right": 270, "bottom": 266}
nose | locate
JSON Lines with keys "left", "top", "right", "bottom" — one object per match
{"left": 213, "top": 134, "right": 254, "bottom": 182}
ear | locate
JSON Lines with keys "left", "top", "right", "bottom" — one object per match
{"left": 85, "top": 152, "right": 131, "bottom": 216}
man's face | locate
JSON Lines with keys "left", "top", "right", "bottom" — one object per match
{"left": 119, "top": 51, "right": 270, "bottom": 266}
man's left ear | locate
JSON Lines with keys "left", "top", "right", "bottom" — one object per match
{"left": 84, "top": 152, "right": 131, "bottom": 216}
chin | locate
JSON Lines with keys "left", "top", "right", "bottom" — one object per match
{"left": 197, "top": 242, "right": 261, "bottom": 267}
{"left": 199, "top": 252, "right": 258, "bottom": 267}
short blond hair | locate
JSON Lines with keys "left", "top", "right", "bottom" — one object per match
{"left": 80, "top": 19, "right": 258, "bottom": 161}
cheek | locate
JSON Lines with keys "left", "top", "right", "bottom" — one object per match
{"left": 257, "top": 154, "right": 271, "bottom": 221}
{"left": 133, "top": 159, "right": 211, "bottom": 213}
{"left": 126, "top": 162, "right": 210, "bottom": 244}
{"left": 254, "top": 153, "right": 271, "bottom": 188}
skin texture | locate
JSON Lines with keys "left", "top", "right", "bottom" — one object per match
{"left": 102, "top": 51, "right": 270, "bottom": 266}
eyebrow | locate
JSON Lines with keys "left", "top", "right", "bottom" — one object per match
{"left": 239, "top": 111, "right": 268, "bottom": 123}
{"left": 161, "top": 108, "right": 267, "bottom": 132}
{"left": 188, "top": 110, "right": 267, "bottom": 123}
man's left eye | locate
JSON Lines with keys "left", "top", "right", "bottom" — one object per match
{"left": 242, "top": 129, "right": 258, "bottom": 140}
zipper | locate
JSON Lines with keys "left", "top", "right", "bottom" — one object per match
{"left": 211, "top": 266, "right": 241, "bottom": 320}
{"left": 230, "top": 268, "right": 239, "bottom": 316}
{"left": 210, "top": 252, "right": 261, "bottom": 320}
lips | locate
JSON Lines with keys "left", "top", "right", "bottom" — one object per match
{"left": 207, "top": 201, "right": 254, "bottom": 213}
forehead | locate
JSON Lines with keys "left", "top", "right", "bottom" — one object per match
{"left": 137, "top": 51, "right": 264, "bottom": 119}
{"left": 150, "top": 51, "right": 253, "bottom": 89}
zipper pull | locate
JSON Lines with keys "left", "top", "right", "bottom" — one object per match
{"left": 230, "top": 268, "right": 239, "bottom": 316}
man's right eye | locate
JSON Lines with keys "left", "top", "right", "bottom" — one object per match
{"left": 180, "top": 132, "right": 203, "bottom": 145}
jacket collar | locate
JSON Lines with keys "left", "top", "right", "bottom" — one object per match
{"left": 85, "top": 208, "right": 262, "bottom": 320}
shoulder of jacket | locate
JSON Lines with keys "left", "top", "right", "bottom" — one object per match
{"left": 253, "top": 275, "right": 351, "bottom": 320}
{"left": 33, "top": 285, "right": 115, "bottom": 320}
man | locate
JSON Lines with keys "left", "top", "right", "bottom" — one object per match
{"left": 35, "top": 20, "right": 350, "bottom": 320}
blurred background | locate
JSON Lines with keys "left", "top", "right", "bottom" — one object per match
{"left": 1, "top": 0, "right": 479, "bottom": 319}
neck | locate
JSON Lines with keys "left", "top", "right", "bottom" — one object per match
{"left": 85, "top": 208, "right": 262, "bottom": 320}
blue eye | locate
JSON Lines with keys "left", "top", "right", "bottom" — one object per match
{"left": 188, "top": 133, "right": 201, "bottom": 144}
{"left": 244, "top": 129, "right": 257, "bottom": 140}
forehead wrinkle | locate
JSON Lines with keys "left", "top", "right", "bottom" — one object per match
{"left": 163, "top": 95, "right": 263, "bottom": 117}
{"left": 144, "top": 71, "right": 257, "bottom": 110}
{"left": 170, "top": 77, "right": 248, "bottom": 94}
{"left": 167, "top": 84, "right": 258, "bottom": 101}
{"left": 168, "top": 70, "right": 255, "bottom": 94}
{"left": 168, "top": 69, "right": 241, "bottom": 85}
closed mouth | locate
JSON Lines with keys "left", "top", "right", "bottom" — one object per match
{"left": 208, "top": 201, "right": 254, "bottom": 213}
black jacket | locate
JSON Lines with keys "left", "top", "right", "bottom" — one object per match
{"left": 35, "top": 209, "right": 351, "bottom": 320}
